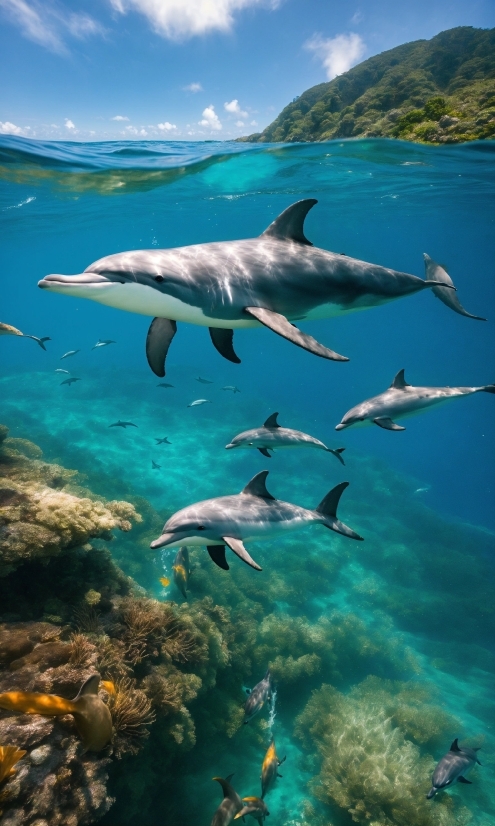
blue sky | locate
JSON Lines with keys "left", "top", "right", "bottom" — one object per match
{"left": 0, "top": 0, "right": 494, "bottom": 141}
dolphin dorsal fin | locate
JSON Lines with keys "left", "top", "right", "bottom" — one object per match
{"left": 261, "top": 199, "right": 317, "bottom": 245}
{"left": 390, "top": 369, "right": 410, "bottom": 389}
{"left": 74, "top": 674, "right": 100, "bottom": 701}
{"left": 450, "top": 738, "right": 461, "bottom": 752}
{"left": 242, "top": 471, "right": 275, "bottom": 500}
{"left": 213, "top": 775, "right": 238, "bottom": 801}
{"left": 263, "top": 412, "right": 280, "bottom": 428}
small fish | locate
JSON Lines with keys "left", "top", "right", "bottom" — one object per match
{"left": 55, "top": 368, "right": 70, "bottom": 374}
{"left": 109, "top": 420, "right": 138, "bottom": 428}
{"left": 187, "top": 399, "right": 211, "bottom": 407}
{"left": 92, "top": 339, "right": 116, "bottom": 349}
{"left": 0, "top": 322, "right": 23, "bottom": 337}
{"left": 61, "top": 377, "right": 81, "bottom": 386}
{"left": 0, "top": 675, "right": 112, "bottom": 752}
{"left": 152, "top": 460, "right": 161, "bottom": 469}
{"left": 157, "top": 382, "right": 174, "bottom": 388}
{"left": 196, "top": 377, "right": 214, "bottom": 384}
{"left": 61, "top": 349, "right": 80, "bottom": 359}
{"left": 234, "top": 797, "right": 269, "bottom": 824}
{"left": 222, "top": 386, "right": 241, "bottom": 393}
{"left": 159, "top": 575, "right": 170, "bottom": 587}
{"left": 0, "top": 745, "right": 27, "bottom": 785}
{"left": 155, "top": 437, "right": 171, "bottom": 445}
{"left": 101, "top": 680, "right": 116, "bottom": 696}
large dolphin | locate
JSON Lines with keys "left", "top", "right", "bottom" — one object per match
{"left": 427, "top": 739, "right": 481, "bottom": 799}
{"left": 244, "top": 670, "right": 273, "bottom": 724}
{"left": 210, "top": 775, "right": 243, "bottom": 826}
{"left": 336, "top": 369, "right": 495, "bottom": 431}
{"left": 37, "top": 201, "right": 482, "bottom": 377}
{"left": 149, "top": 471, "right": 362, "bottom": 571}
{"left": 226, "top": 412, "right": 345, "bottom": 462}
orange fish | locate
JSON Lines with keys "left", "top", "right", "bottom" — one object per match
{"left": 0, "top": 674, "right": 112, "bottom": 752}
{"left": 0, "top": 745, "right": 26, "bottom": 784}
{"left": 172, "top": 547, "right": 191, "bottom": 599}
{"left": 101, "top": 680, "right": 116, "bottom": 696}
{"left": 261, "top": 739, "right": 286, "bottom": 798}
{"left": 159, "top": 576, "right": 170, "bottom": 587}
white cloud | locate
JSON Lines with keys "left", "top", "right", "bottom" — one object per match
{"left": 112, "top": 115, "right": 129, "bottom": 121}
{"left": 184, "top": 82, "right": 202, "bottom": 92}
{"left": 350, "top": 10, "right": 363, "bottom": 24}
{"left": 0, "top": 0, "right": 104, "bottom": 53}
{"left": 124, "top": 125, "right": 148, "bottom": 136}
{"left": 157, "top": 121, "right": 177, "bottom": 131}
{"left": 199, "top": 105, "right": 222, "bottom": 131}
{"left": 235, "top": 120, "right": 244, "bottom": 127}
{"left": 304, "top": 32, "right": 366, "bottom": 80}
{"left": 224, "top": 99, "right": 248, "bottom": 117}
{"left": 0, "top": 120, "right": 27, "bottom": 136}
{"left": 109, "top": 0, "right": 279, "bottom": 41}
{"left": 250, "top": 120, "right": 258, "bottom": 126}
{"left": 65, "top": 118, "right": 75, "bottom": 130}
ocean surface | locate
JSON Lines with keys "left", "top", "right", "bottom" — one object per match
{"left": 0, "top": 135, "right": 494, "bottom": 825}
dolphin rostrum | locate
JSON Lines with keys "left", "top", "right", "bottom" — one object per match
{"left": 244, "top": 670, "right": 273, "bottom": 724}
{"left": 38, "top": 200, "right": 480, "bottom": 377}
{"left": 210, "top": 775, "right": 243, "bottom": 826}
{"left": 149, "top": 471, "right": 362, "bottom": 572}
{"left": 427, "top": 739, "right": 481, "bottom": 799}
{"left": 336, "top": 369, "right": 495, "bottom": 431}
{"left": 261, "top": 738, "right": 286, "bottom": 797}
{"left": 226, "top": 412, "right": 345, "bottom": 463}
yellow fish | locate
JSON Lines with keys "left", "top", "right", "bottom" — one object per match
{"left": 159, "top": 575, "right": 170, "bottom": 587}
{"left": 261, "top": 739, "right": 286, "bottom": 798}
{"left": 0, "top": 745, "right": 26, "bottom": 784}
{"left": 0, "top": 674, "right": 112, "bottom": 752}
{"left": 101, "top": 680, "right": 116, "bottom": 696}
{"left": 172, "top": 547, "right": 191, "bottom": 599}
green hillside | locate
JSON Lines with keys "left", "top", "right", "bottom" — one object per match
{"left": 239, "top": 27, "right": 495, "bottom": 144}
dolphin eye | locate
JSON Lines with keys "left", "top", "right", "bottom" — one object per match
{"left": 154, "top": 275, "right": 164, "bottom": 283}
{"left": 197, "top": 525, "right": 206, "bottom": 530}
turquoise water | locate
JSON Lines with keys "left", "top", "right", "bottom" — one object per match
{"left": 1, "top": 135, "right": 495, "bottom": 825}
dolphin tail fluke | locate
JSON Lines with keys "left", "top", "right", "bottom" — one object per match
{"left": 315, "top": 481, "right": 363, "bottom": 541}
{"left": 481, "top": 384, "right": 495, "bottom": 394}
{"left": 244, "top": 306, "right": 349, "bottom": 362}
{"left": 146, "top": 318, "right": 177, "bottom": 377}
{"left": 424, "top": 254, "right": 486, "bottom": 320}
{"left": 328, "top": 447, "right": 345, "bottom": 465}
{"left": 209, "top": 327, "right": 241, "bottom": 363}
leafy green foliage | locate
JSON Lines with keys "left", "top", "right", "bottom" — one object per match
{"left": 239, "top": 27, "right": 495, "bottom": 145}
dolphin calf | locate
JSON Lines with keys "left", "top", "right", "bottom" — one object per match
{"left": 61, "top": 349, "right": 79, "bottom": 359}
{"left": 261, "top": 739, "right": 286, "bottom": 797}
{"left": 61, "top": 377, "right": 81, "bottom": 386}
{"left": 196, "top": 376, "right": 214, "bottom": 384}
{"left": 109, "top": 420, "right": 138, "bottom": 428}
{"left": 336, "top": 369, "right": 495, "bottom": 431}
{"left": 150, "top": 471, "right": 362, "bottom": 571}
{"left": 172, "top": 546, "right": 191, "bottom": 599}
{"left": 244, "top": 670, "right": 273, "bottom": 724}
{"left": 152, "top": 460, "right": 161, "bottom": 469}
{"left": 155, "top": 437, "right": 171, "bottom": 445}
{"left": 427, "top": 739, "right": 481, "bottom": 799}
{"left": 234, "top": 797, "right": 269, "bottom": 824}
{"left": 55, "top": 368, "right": 70, "bottom": 374}
{"left": 210, "top": 775, "right": 243, "bottom": 826}
{"left": 223, "top": 386, "right": 241, "bottom": 393}
{"left": 226, "top": 412, "right": 345, "bottom": 462}
{"left": 157, "top": 382, "right": 174, "bottom": 388}
{"left": 38, "top": 200, "right": 480, "bottom": 377}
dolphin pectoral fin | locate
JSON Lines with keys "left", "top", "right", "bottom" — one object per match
{"left": 373, "top": 417, "right": 406, "bottom": 431}
{"left": 207, "top": 545, "right": 229, "bottom": 570}
{"left": 329, "top": 448, "right": 345, "bottom": 465}
{"left": 222, "top": 537, "right": 262, "bottom": 571}
{"left": 209, "top": 328, "right": 241, "bottom": 364}
{"left": 258, "top": 448, "right": 272, "bottom": 458}
{"left": 458, "top": 777, "right": 472, "bottom": 784}
{"left": 146, "top": 318, "right": 177, "bottom": 377}
{"left": 244, "top": 307, "right": 349, "bottom": 362}
{"left": 424, "top": 254, "right": 486, "bottom": 320}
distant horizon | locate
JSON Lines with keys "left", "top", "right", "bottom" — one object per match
{"left": 1, "top": 0, "right": 494, "bottom": 142}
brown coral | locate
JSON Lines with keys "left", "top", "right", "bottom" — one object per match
{"left": 109, "top": 678, "right": 155, "bottom": 758}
